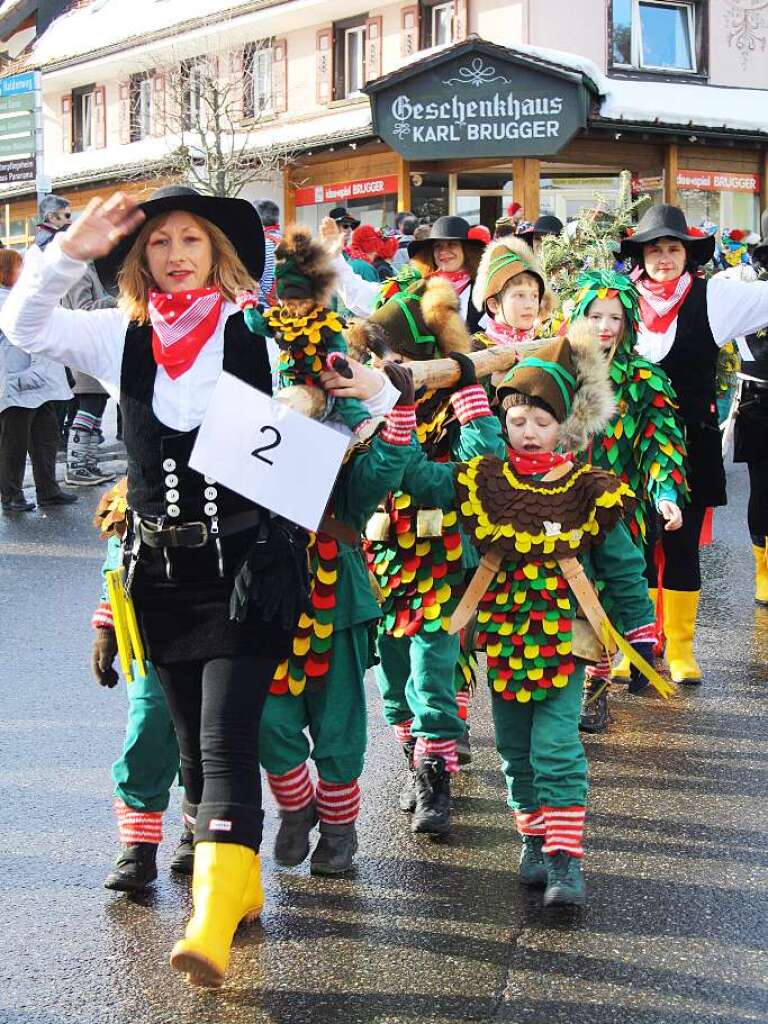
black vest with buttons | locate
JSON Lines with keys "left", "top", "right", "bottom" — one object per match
{"left": 120, "top": 311, "right": 272, "bottom": 519}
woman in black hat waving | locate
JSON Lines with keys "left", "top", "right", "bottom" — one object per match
{"left": 620, "top": 204, "right": 768, "bottom": 684}
{"left": 0, "top": 187, "right": 382, "bottom": 988}
{"left": 321, "top": 214, "right": 487, "bottom": 331}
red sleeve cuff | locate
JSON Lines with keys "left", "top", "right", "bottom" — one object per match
{"left": 380, "top": 405, "right": 417, "bottom": 445}
{"left": 450, "top": 384, "right": 492, "bottom": 424}
{"left": 92, "top": 602, "right": 114, "bottom": 630}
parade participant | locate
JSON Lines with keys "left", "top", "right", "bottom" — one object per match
{"left": 0, "top": 187, "right": 396, "bottom": 989}
{"left": 728, "top": 212, "right": 768, "bottom": 605}
{"left": 90, "top": 480, "right": 192, "bottom": 892}
{"left": 348, "top": 224, "right": 398, "bottom": 283}
{"left": 620, "top": 204, "right": 768, "bottom": 683}
{"left": 517, "top": 214, "right": 564, "bottom": 254}
{"left": 321, "top": 215, "right": 487, "bottom": 330}
{"left": 328, "top": 206, "right": 360, "bottom": 251}
{"left": 350, "top": 278, "right": 506, "bottom": 835}
{"left": 398, "top": 335, "right": 657, "bottom": 906}
{"left": 566, "top": 272, "right": 688, "bottom": 731}
{"left": 258, "top": 361, "right": 418, "bottom": 876}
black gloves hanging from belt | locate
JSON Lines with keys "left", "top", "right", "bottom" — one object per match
{"left": 229, "top": 516, "right": 312, "bottom": 632}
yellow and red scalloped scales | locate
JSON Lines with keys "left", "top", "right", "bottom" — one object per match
{"left": 270, "top": 532, "right": 339, "bottom": 696}
{"left": 267, "top": 306, "right": 345, "bottom": 387}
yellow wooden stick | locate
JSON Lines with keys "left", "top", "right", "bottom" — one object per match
{"left": 601, "top": 620, "right": 676, "bottom": 699}
{"left": 106, "top": 569, "right": 134, "bottom": 682}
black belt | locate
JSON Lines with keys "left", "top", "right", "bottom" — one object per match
{"left": 138, "top": 509, "right": 263, "bottom": 549}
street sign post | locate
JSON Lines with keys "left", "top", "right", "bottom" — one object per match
{"left": 0, "top": 71, "right": 41, "bottom": 196}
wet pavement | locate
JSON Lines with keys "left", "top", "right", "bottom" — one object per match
{"left": 1, "top": 461, "right": 766, "bottom": 1024}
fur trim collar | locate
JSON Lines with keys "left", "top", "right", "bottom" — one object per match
{"left": 558, "top": 319, "right": 616, "bottom": 452}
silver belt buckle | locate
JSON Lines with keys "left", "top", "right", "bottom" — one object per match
{"left": 184, "top": 521, "right": 209, "bottom": 548}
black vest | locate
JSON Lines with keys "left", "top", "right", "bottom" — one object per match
{"left": 120, "top": 311, "right": 272, "bottom": 519}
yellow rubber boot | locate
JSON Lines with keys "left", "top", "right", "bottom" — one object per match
{"left": 170, "top": 842, "right": 259, "bottom": 988}
{"left": 753, "top": 545, "right": 768, "bottom": 606}
{"left": 612, "top": 588, "right": 657, "bottom": 680}
{"left": 663, "top": 589, "right": 702, "bottom": 685}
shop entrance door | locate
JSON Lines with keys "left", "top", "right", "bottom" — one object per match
{"left": 454, "top": 171, "right": 515, "bottom": 228}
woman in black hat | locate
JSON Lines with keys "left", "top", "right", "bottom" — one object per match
{"left": 517, "top": 214, "right": 564, "bottom": 254}
{"left": 321, "top": 214, "right": 487, "bottom": 331}
{"left": 0, "top": 187, "right": 389, "bottom": 988}
{"left": 620, "top": 203, "right": 768, "bottom": 684}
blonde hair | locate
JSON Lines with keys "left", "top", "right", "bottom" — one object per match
{"left": 117, "top": 211, "right": 256, "bottom": 322}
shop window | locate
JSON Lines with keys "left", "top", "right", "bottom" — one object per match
{"left": 0, "top": 206, "right": 35, "bottom": 249}
{"left": 72, "top": 84, "right": 96, "bottom": 153}
{"left": 420, "top": 0, "right": 456, "bottom": 49}
{"left": 610, "top": 0, "right": 706, "bottom": 76}
{"left": 334, "top": 17, "right": 367, "bottom": 99}
{"left": 244, "top": 41, "right": 274, "bottom": 119}
{"left": 129, "top": 72, "right": 153, "bottom": 141}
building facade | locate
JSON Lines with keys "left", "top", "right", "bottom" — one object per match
{"left": 1, "top": 0, "right": 767, "bottom": 245}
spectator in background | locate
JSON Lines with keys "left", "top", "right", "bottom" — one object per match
{"left": 392, "top": 214, "right": 418, "bottom": 272}
{"left": 413, "top": 223, "right": 432, "bottom": 242}
{"left": 255, "top": 199, "right": 282, "bottom": 306}
{"left": 518, "top": 214, "right": 565, "bottom": 254}
{"left": 0, "top": 249, "right": 77, "bottom": 511}
{"left": 329, "top": 207, "right": 360, "bottom": 252}
{"left": 348, "top": 224, "right": 398, "bottom": 283}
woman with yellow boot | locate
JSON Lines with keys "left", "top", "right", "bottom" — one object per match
{"left": 619, "top": 204, "right": 768, "bottom": 684}
{"left": 0, "top": 188, "right": 396, "bottom": 988}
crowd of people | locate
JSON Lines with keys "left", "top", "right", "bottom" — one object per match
{"left": 1, "top": 181, "right": 767, "bottom": 992}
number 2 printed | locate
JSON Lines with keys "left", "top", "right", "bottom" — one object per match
{"left": 251, "top": 425, "right": 282, "bottom": 466}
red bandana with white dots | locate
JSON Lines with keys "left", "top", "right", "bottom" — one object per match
{"left": 148, "top": 287, "right": 223, "bottom": 379}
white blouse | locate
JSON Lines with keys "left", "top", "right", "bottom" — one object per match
{"left": 0, "top": 237, "right": 397, "bottom": 432}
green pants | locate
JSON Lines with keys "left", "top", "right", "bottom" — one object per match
{"left": 375, "top": 629, "right": 465, "bottom": 740}
{"left": 491, "top": 663, "right": 587, "bottom": 812}
{"left": 259, "top": 626, "right": 370, "bottom": 783}
{"left": 112, "top": 661, "right": 180, "bottom": 813}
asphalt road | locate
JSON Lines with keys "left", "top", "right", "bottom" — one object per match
{"left": 1, "top": 460, "right": 766, "bottom": 1024}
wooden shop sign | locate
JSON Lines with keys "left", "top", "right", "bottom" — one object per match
{"left": 366, "top": 38, "right": 596, "bottom": 161}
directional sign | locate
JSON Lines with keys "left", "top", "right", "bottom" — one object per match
{"left": 0, "top": 113, "right": 34, "bottom": 135}
{"left": 0, "top": 157, "right": 35, "bottom": 183}
{"left": 0, "top": 93, "right": 35, "bottom": 114}
{"left": 0, "top": 72, "right": 39, "bottom": 182}
{"left": 0, "top": 133, "right": 34, "bottom": 158}
{"left": 0, "top": 73, "right": 35, "bottom": 97}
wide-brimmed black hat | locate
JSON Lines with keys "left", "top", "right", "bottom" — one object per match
{"left": 407, "top": 215, "right": 487, "bottom": 259}
{"left": 95, "top": 186, "right": 265, "bottom": 292}
{"left": 517, "top": 214, "right": 563, "bottom": 244}
{"left": 619, "top": 204, "right": 715, "bottom": 265}
{"left": 329, "top": 206, "right": 361, "bottom": 229}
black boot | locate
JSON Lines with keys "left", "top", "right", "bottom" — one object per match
{"left": 579, "top": 678, "right": 609, "bottom": 734}
{"left": 399, "top": 740, "right": 417, "bottom": 813}
{"left": 274, "top": 802, "right": 318, "bottom": 867}
{"left": 169, "top": 829, "right": 195, "bottom": 875}
{"left": 310, "top": 822, "right": 359, "bottom": 876}
{"left": 411, "top": 755, "right": 451, "bottom": 836}
{"left": 104, "top": 843, "right": 158, "bottom": 893}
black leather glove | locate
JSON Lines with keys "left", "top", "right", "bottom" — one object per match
{"left": 628, "top": 640, "right": 655, "bottom": 694}
{"left": 92, "top": 628, "right": 119, "bottom": 688}
{"left": 447, "top": 352, "right": 478, "bottom": 390}
{"left": 230, "top": 517, "right": 312, "bottom": 632}
{"left": 382, "top": 361, "right": 415, "bottom": 406}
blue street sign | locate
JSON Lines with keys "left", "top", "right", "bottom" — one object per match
{"left": 0, "top": 73, "right": 36, "bottom": 98}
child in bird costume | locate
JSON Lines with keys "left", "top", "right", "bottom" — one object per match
{"left": 90, "top": 480, "right": 190, "bottom": 892}
{"left": 395, "top": 335, "right": 662, "bottom": 906}
{"left": 348, "top": 277, "right": 507, "bottom": 837}
{"left": 567, "top": 270, "right": 688, "bottom": 732}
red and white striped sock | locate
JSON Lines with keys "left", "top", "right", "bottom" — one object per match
{"left": 514, "top": 809, "right": 545, "bottom": 836}
{"left": 393, "top": 719, "right": 413, "bottom": 745}
{"left": 414, "top": 737, "right": 459, "bottom": 773}
{"left": 114, "top": 799, "right": 163, "bottom": 845}
{"left": 542, "top": 805, "right": 586, "bottom": 858}
{"left": 316, "top": 778, "right": 361, "bottom": 825}
{"left": 267, "top": 762, "right": 315, "bottom": 812}
{"left": 456, "top": 689, "right": 470, "bottom": 722}
{"left": 586, "top": 655, "right": 611, "bottom": 681}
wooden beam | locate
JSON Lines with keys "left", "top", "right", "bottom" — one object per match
{"left": 397, "top": 155, "right": 411, "bottom": 212}
{"left": 664, "top": 142, "right": 679, "bottom": 206}
{"left": 523, "top": 157, "right": 540, "bottom": 220}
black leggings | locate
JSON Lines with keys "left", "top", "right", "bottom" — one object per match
{"left": 155, "top": 655, "right": 277, "bottom": 850}
{"left": 644, "top": 502, "right": 706, "bottom": 592}
{"left": 747, "top": 460, "right": 768, "bottom": 542}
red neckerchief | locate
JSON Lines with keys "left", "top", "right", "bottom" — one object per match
{"left": 148, "top": 287, "right": 223, "bottom": 379}
{"left": 506, "top": 450, "right": 572, "bottom": 477}
{"left": 632, "top": 269, "right": 692, "bottom": 333}
{"left": 432, "top": 269, "right": 472, "bottom": 295}
{"left": 485, "top": 319, "right": 536, "bottom": 347}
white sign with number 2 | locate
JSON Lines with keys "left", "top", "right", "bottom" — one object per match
{"left": 189, "top": 372, "right": 350, "bottom": 532}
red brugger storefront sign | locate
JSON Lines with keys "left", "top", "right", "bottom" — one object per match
{"left": 294, "top": 175, "right": 399, "bottom": 207}
{"left": 365, "top": 38, "right": 597, "bottom": 161}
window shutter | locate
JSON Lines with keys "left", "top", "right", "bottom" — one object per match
{"left": 316, "top": 28, "right": 333, "bottom": 105}
{"left": 93, "top": 85, "right": 106, "bottom": 149}
{"left": 401, "top": 5, "right": 420, "bottom": 58}
{"left": 229, "top": 49, "right": 245, "bottom": 123}
{"left": 454, "top": 0, "right": 468, "bottom": 41}
{"left": 61, "top": 94, "right": 73, "bottom": 153}
{"left": 365, "top": 16, "right": 382, "bottom": 82}
{"left": 151, "top": 72, "right": 166, "bottom": 136}
{"left": 118, "top": 81, "right": 131, "bottom": 144}
{"left": 272, "top": 38, "right": 287, "bottom": 114}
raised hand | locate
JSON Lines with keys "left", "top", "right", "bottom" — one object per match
{"left": 60, "top": 192, "right": 145, "bottom": 263}
{"left": 318, "top": 216, "right": 345, "bottom": 257}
